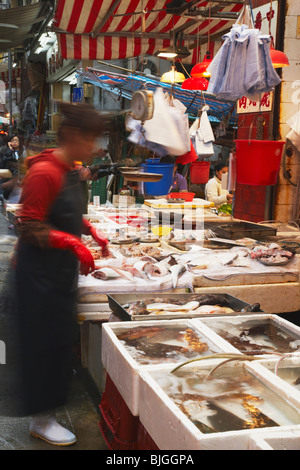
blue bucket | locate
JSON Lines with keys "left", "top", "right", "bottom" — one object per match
{"left": 146, "top": 158, "right": 161, "bottom": 164}
{"left": 141, "top": 163, "right": 174, "bottom": 196}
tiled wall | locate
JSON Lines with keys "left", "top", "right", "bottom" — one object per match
{"left": 275, "top": 0, "right": 300, "bottom": 223}
{"left": 234, "top": 184, "right": 267, "bottom": 223}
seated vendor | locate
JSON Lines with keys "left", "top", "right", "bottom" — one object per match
{"left": 205, "top": 162, "right": 233, "bottom": 208}
{"left": 170, "top": 163, "right": 188, "bottom": 193}
{"left": 159, "top": 156, "right": 188, "bottom": 193}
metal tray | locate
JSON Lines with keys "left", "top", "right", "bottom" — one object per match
{"left": 107, "top": 292, "right": 263, "bottom": 322}
{"left": 207, "top": 221, "right": 277, "bottom": 240}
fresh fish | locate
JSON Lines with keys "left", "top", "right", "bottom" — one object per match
{"left": 134, "top": 260, "right": 171, "bottom": 279}
{"left": 92, "top": 268, "right": 121, "bottom": 280}
{"left": 133, "top": 260, "right": 154, "bottom": 277}
{"left": 193, "top": 305, "right": 234, "bottom": 315}
{"left": 94, "top": 259, "right": 126, "bottom": 270}
{"left": 169, "top": 263, "right": 187, "bottom": 288}
{"left": 221, "top": 252, "right": 239, "bottom": 266}
{"left": 117, "top": 326, "right": 162, "bottom": 341}
{"left": 231, "top": 256, "right": 251, "bottom": 267}
{"left": 146, "top": 301, "right": 200, "bottom": 312}
{"left": 241, "top": 303, "right": 261, "bottom": 313}
{"left": 151, "top": 261, "right": 170, "bottom": 277}
{"left": 92, "top": 267, "right": 134, "bottom": 281}
{"left": 155, "top": 254, "right": 178, "bottom": 266}
{"left": 140, "top": 255, "right": 160, "bottom": 263}
{"left": 189, "top": 294, "right": 230, "bottom": 307}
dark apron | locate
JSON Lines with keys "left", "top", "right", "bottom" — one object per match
{"left": 15, "top": 170, "right": 84, "bottom": 415}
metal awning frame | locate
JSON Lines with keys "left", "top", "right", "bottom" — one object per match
{"left": 77, "top": 66, "right": 237, "bottom": 123}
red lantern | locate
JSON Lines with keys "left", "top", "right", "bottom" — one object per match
{"left": 191, "top": 51, "right": 212, "bottom": 78}
{"left": 270, "top": 44, "right": 289, "bottom": 68}
{"left": 181, "top": 77, "right": 209, "bottom": 91}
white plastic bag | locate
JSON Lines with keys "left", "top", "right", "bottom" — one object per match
{"left": 287, "top": 111, "right": 300, "bottom": 151}
{"left": 193, "top": 106, "right": 215, "bottom": 156}
{"left": 143, "top": 88, "right": 188, "bottom": 156}
{"left": 168, "top": 98, "right": 191, "bottom": 154}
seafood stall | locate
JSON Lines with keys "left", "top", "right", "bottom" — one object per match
{"left": 76, "top": 205, "right": 300, "bottom": 444}
{"left": 99, "top": 314, "right": 300, "bottom": 450}
{"left": 78, "top": 211, "right": 300, "bottom": 316}
{"left": 5, "top": 200, "right": 300, "bottom": 450}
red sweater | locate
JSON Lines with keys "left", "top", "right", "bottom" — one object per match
{"left": 16, "top": 149, "right": 79, "bottom": 248}
{"left": 19, "top": 149, "right": 73, "bottom": 222}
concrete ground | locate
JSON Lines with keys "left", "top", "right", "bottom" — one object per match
{"left": 0, "top": 210, "right": 107, "bottom": 450}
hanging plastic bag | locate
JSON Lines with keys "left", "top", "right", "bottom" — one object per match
{"left": 127, "top": 115, "right": 169, "bottom": 157}
{"left": 193, "top": 105, "right": 215, "bottom": 156}
{"left": 176, "top": 140, "right": 198, "bottom": 165}
{"left": 143, "top": 87, "right": 188, "bottom": 156}
{"left": 167, "top": 98, "right": 191, "bottom": 155}
{"left": 287, "top": 110, "right": 300, "bottom": 151}
{"left": 207, "top": 6, "right": 281, "bottom": 101}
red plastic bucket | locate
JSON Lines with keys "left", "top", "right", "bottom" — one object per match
{"left": 235, "top": 140, "right": 285, "bottom": 185}
{"left": 190, "top": 161, "right": 211, "bottom": 184}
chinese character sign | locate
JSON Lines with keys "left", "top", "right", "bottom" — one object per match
{"left": 237, "top": 92, "right": 273, "bottom": 114}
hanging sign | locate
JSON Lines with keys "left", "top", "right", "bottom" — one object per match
{"left": 72, "top": 87, "right": 84, "bottom": 103}
{"left": 237, "top": 92, "right": 273, "bottom": 114}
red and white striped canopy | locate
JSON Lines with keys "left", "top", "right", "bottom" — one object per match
{"left": 53, "top": 0, "right": 243, "bottom": 64}
{"left": 0, "top": 68, "right": 21, "bottom": 84}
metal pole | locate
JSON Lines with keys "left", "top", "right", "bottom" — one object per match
{"left": 8, "top": 50, "right": 12, "bottom": 136}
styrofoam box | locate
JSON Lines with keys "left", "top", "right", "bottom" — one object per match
{"left": 138, "top": 360, "right": 300, "bottom": 450}
{"left": 101, "top": 319, "right": 239, "bottom": 416}
{"left": 255, "top": 355, "right": 300, "bottom": 399}
{"left": 248, "top": 430, "right": 300, "bottom": 450}
{"left": 199, "top": 314, "right": 300, "bottom": 357}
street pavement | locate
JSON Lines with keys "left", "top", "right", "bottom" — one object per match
{"left": 0, "top": 211, "right": 107, "bottom": 450}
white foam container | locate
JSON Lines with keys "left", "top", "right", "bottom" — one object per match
{"left": 138, "top": 360, "right": 300, "bottom": 450}
{"left": 248, "top": 429, "right": 300, "bottom": 450}
{"left": 199, "top": 314, "right": 300, "bottom": 356}
{"left": 101, "top": 318, "right": 238, "bottom": 416}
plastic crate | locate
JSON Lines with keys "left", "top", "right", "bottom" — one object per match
{"left": 98, "top": 374, "right": 140, "bottom": 449}
{"left": 134, "top": 422, "right": 160, "bottom": 450}
{"left": 167, "top": 192, "right": 195, "bottom": 202}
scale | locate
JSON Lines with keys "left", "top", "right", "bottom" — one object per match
{"left": 131, "top": 90, "right": 154, "bottom": 122}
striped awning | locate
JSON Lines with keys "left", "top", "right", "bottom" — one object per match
{"left": 0, "top": 68, "right": 21, "bottom": 83}
{"left": 53, "top": 0, "right": 244, "bottom": 64}
{"left": 77, "top": 67, "right": 236, "bottom": 121}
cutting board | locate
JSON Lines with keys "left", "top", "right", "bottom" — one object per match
{"left": 144, "top": 198, "right": 214, "bottom": 209}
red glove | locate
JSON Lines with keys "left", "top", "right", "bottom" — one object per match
{"left": 82, "top": 219, "right": 111, "bottom": 258}
{"left": 48, "top": 230, "right": 95, "bottom": 276}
